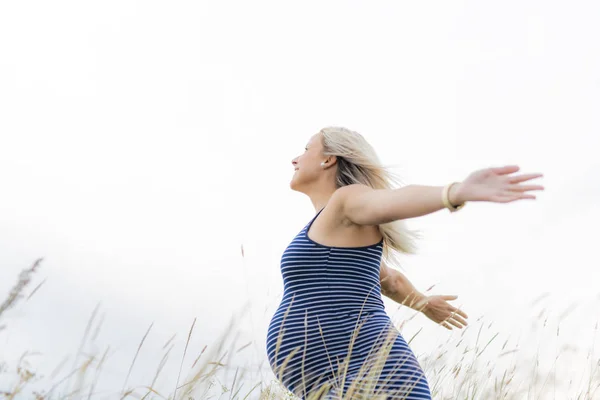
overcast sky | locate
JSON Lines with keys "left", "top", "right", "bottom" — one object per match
{"left": 1, "top": 0, "right": 599, "bottom": 398}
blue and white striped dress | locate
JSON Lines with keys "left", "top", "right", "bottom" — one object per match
{"left": 266, "top": 208, "right": 432, "bottom": 399}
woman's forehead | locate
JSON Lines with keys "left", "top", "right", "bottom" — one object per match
{"left": 308, "top": 133, "right": 321, "bottom": 146}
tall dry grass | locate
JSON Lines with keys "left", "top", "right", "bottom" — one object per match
{"left": 1, "top": 260, "right": 599, "bottom": 399}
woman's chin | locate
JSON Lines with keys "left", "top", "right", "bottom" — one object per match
{"left": 289, "top": 178, "right": 301, "bottom": 192}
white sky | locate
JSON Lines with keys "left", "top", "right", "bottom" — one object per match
{"left": 1, "top": 0, "right": 599, "bottom": 398}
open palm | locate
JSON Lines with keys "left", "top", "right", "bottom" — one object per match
{"left": 419, "top": 295, "right": 469, "bottom": 330}
{"left": 460, "top": 165, "right": 544, "bottom": 203}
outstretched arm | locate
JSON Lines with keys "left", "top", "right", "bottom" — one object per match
{"left": 380, "top": 262, "right": 469, "bottom": 330}
{"left": 334, "top": 165, "right": 543, "bottom": 225}
{"left": 379, "top": 261, "right": 426, "bottom": 311}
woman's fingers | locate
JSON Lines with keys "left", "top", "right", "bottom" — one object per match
{"left": 509, "top": 184, "right": 545, "bottom": 192}
{"left": 491, "top": 165, "right": 520, "bottom": 175}
{"left": 446, "top": 318, "right": 463, "bottom": 329}
{"left": 440, "top": 315, "right": 466, "bottom": 330}
{"left": 509, "top": 173, "right": 543, "bottom": 184}
{"left": 453, "top": 314, "right": 469, "bottom": 326}
{"left": 510, "top": 193, "right": 537, "bottom": 201}
{"left": 446, "top": 309, "right": 468, "bottom": 328}
{"left": 433, "top": 311, "right": 468, "bottom": 329}
{"left": 492, "top": 193, "right": 536, "bottom": 203}
{"left": 454, "top": 307, "right": 468, "bottom": 320}
{"left": 442, "top": 297, "right": 469, "bottom": 318}
{"left": 429, "top": 297, "right": 470, "bottom": 329}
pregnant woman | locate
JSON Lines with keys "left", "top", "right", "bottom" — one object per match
{"left": 266, "top": 127, "right": 543, "bottom": 399}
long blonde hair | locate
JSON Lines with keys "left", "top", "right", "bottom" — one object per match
{"left": 320, "top": 126, "right": 420, "bottom": 268}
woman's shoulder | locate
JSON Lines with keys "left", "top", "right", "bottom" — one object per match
{"left": 330, "top": 184, "right": 376, "bottom": 211}
{"left": 328, "top": 184, "right": 377, "bottom": 227}
{"left": 332, "top": 183, "right": 373, "bottom": 202}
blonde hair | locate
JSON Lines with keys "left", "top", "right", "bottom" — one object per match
{"left": 319, "top": 126, "right": 420, "bottom": 268}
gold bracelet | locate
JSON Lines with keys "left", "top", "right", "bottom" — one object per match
{"left": 442, "top": 182, "right": 465, "bottom": 212}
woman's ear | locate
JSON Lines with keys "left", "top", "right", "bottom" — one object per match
{"left": 323, "top": 156, "right": 337, "bottom": 168}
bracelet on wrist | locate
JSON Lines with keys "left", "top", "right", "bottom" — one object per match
{"left": 442, "top": 182, "right": 465, "bottom": 212}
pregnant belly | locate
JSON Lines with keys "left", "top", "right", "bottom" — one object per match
{"left": 267, "top": 310, "right": 348, "bottom": 363}
{"left": 266, "top": 304, "right": 391, "bottom": 384}
{"left": 266, "top": 310, "right": 357, "bottom": 395}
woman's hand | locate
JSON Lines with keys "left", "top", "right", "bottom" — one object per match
{"left": 451, "top": 165, "right": 544, "bottom": 205}
{"left": 417, "top": 295, "right": 469, "bottom": 330}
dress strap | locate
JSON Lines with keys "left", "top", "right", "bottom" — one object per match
{"left": 305, "top": 207, "right": 325, "bottom": 230}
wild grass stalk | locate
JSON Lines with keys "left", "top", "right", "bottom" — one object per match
{"left": 1, "top": 261, "right": 599, "bottom": 399}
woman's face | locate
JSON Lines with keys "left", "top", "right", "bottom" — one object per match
{"left": 290, "top": 133, "right": 323, "bottom": 192}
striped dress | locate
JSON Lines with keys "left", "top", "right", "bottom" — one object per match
{"left": 266, "top": 208, "right": 431, "bottom": 399}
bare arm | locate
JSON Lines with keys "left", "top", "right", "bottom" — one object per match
{"left": 380, "top": 262, "right": 470, "bottom": 330}
{"left": 335, "top": 165, "right": 543, "bottom": 226}
{"left": 336, "top": 183, "right": 463, "bottom": 226}
{"left": 379, "top": 262, "right": 427, "bottom": 311}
